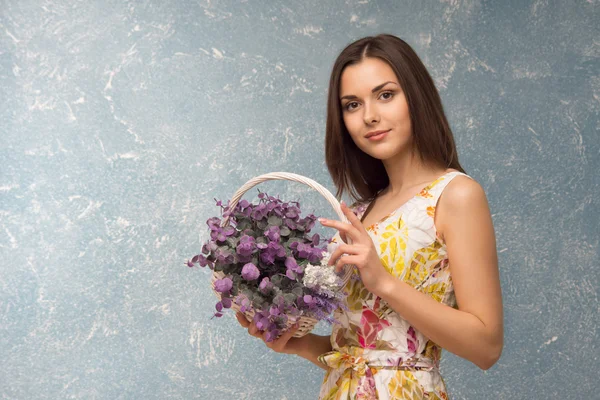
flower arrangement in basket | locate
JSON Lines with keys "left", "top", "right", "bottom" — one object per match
{"left": 187, "top": 172, "right": 354, "bottom": 341}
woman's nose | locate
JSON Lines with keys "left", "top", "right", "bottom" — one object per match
{"left": 363, "top": 103, "right": 380, "bottom": 125}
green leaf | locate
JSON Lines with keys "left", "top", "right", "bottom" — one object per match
{"left": 226, "top": 237, "right": 237, "bottom": 249}
{"left": 271, "top": 275, "right": 283, "bottom": 286}
{"left": 283, "top": 293, "right": 296, "bottom": 305}
{"left": 267, "top": 215, "right": 283, "bottom": 226}
{"left": 237, "top": 220, "right": 252, "bottom": 231}
{"left": 273, "top": 294, "right": 285, "bottom": 305}
{"left": 257, "top": 220, "right": 268, "bottom": 230}
{"left": 291, "top": 285, "right": 304, "bottom": 297}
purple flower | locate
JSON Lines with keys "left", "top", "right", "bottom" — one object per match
{"left": 265, "top": 330, "right": 281, "bottom": 342}
{"left": 260, "top": 241, "right": 286, "bottom": 265}
{"left": 260, "top": 251, "right": 276, "bottom": 265}
{"left": 207, "top": 217, "right": 221, "bottom": 230}
{"left": 240, "top": 298, "right": 250, "bottom": 313}
{"left": 285, "top": 256, "right": 298, "bottom": 270}
{"left": 251, "top": 203, "right": 268, "bottom": 220}
{"left": 255, "top": 316, "right": 270, "bottom": 331}
{"left": 215, "top": 298, "right": 232, "bottom": 313}
{"left": 303, "top": 295, "right": 317, "bottom": 307}
{"left": 189, "top": 190, "right": 349, "bottom": 332}
{"left": 295, "top": 242, "right": 312, "bottom": 259}
{"left": 240, "top": 234, "right": 254, "bottom": 244}
{"left": 311, "top": 233, "right": 320, "bottom": 246}
{"left": 285, "top": 257, "right": 303, "bottom": 273}
{"left": 241, "top": 263, "right": 260, "bottom": 281}
{"left": 286, "top": 269, "right": 296, "bottom": 280}
{"left": 259, "top": 277, "right": 273, "bottom": 294}
{"left": 308, "top": 247, "right": 325, "bottom": 264}
{"left": 222, "top": 298, "right": 232, "bottom": 308}
{"left": 213, "top": 247, "right": 233, "bottom": 265}
{"left": 202, "top": 241, "right": 217, "bottom": 255}
{"left": 268, "top": 241, "right": 286, "bottom": 258}
{"left": 235, "top": 295, "right": 251, "bottom": 313}
{"left": 236, "top": 235, "right": 255, "bottom": 257}
{"left": 264, "top": 226, "right": 280, "bottom": 242}
{"left": 269, "top": 306, "right": 281, "bottom": 316}
{"left": 285, "top": 207, "right": 299, "bottom": 219}
{"left": 214, "top": 277, "right": 233, "bottom": 293}
{"left": 191, "top": 254, "right": 210, "bottom": 267}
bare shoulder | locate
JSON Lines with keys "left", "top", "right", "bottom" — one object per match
{"left": 435, "top": 175, "right": 492, "bottom": 238}
{"left": 440, "top": 175, "right": 488, "bottom": 208}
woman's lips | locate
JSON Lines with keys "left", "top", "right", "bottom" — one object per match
{"left": 366, "top": 129, "right": 390, "bottom": 141}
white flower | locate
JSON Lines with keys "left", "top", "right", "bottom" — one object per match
{"left": 302, "top": 252, "right": 343, "bottom": 296}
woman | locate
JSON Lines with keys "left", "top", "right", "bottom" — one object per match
{"left": 237, "top": 34, "right": 503, "bottom": 399}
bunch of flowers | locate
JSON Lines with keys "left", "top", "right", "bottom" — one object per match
{"left": 187, "top": 191, "right": 347, "bottom": 341}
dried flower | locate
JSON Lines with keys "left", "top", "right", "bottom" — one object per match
{"left": 214, "top": 277, "right": 233, "bottom": 294}
{"left": 188, "top": 190, "right": 347, "bottom": 341}
{"left": 302, "top": 254, "right": 344, "bottom": 296}
{"left": 241, "top": 263, "right": 260, "bottom": 281}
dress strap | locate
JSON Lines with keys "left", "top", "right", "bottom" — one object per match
{"left": 426, "top": 171, "right": 472, "bottom": 207}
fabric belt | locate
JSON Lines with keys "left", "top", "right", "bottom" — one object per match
{"left": 318, "top": 346, "right": 438, "bottom": 399}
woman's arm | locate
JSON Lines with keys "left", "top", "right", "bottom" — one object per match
{"left": 235, "top": 312, "right": 332, "bottom": 370}
{"left": 377, "top": 177, "right": 504, "bottom": 370}
{"left": 291, "top": 333, "right": 333, "bottom": 370}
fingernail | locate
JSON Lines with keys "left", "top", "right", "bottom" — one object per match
{"left": 318, "top": 218, "right": 326, "bottom": 223}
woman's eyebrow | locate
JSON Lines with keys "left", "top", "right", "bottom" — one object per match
{"left": 340, "top": 81, "right": 399, "bottom": 101}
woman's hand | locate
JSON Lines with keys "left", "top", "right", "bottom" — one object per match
{"left": 319, "top": 201, "right": 393, "bottom": 297}
{"left": 235, "top": 312, "right": 302, "bottom": 355}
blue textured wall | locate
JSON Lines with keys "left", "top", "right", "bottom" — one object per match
{"left": 1, "top": 1, "right": 598, "bottom": 399}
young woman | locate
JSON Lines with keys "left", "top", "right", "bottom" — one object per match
{"left": 236, "top": 34, "right": 503, "bottom": 399}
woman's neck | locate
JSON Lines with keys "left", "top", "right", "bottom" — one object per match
{"left": 381, "top": 151, "right": 446, "bottom": 197}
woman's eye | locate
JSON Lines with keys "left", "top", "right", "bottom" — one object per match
{"left": 379, "top": 92, "right": 394, "bottom": 100}
{"left": 345, "top": 102, "right": 359, "bottom": 111}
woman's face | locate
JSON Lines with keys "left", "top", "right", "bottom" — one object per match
{"left": 339, "top": 57, "right": 412, "bottom": 161}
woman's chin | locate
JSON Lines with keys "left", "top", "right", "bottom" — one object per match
{"left": 363, "top": 149, "right": 400, "bottom": 161}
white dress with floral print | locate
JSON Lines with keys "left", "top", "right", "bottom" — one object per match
{"left": 318, "top": 171, "right": 471, "bottom": 400}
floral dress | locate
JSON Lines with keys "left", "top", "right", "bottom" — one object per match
{"left": 318, "top": 171, "right": 471, "bottom": 400}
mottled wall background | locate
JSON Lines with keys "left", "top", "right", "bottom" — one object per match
{"left": 1, "top": 0, "right": 598, "bottom": 399}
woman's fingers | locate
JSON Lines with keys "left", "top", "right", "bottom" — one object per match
{"left": 248, "top": 322, "right": 260, "bottom": 336}
{"left": 327, "top": 243, "right": 354, "bottom": 266}
{"left": 340, "top": 233, "right": 348, "bottom": 244}
{"left": 267, "top": 323, "right": 300, "bottom": 351}
{"left": 319, "top": 218, "right": 360, "bottom": 242}
{"left": 236, "top": 312, "right": 250, "bottom": 328}
{"left": 236, "top": 312, "right": 263, "bottom": 338}
{"left": 238, "top": 311, "right": 301, "bottom": 353}
{"left": 340, "top": 201, "right": 365, "bottom": 231}
{"left": 319, "top": 201, "right": 369, "bottom": 243}
{"left": 335, "top": 254, "right": 361, "bottom": 273}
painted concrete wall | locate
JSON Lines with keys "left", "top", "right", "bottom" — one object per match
{"left": 1, "top": 0, "right": 598, "bottom": 398}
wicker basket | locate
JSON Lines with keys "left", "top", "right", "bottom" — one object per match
{"left": 210, "top": 172, "right": 354, "bottom": 338}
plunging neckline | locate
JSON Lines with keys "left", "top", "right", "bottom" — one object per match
{"left": 360, "top": 170, "right": 458, "bottom": 231}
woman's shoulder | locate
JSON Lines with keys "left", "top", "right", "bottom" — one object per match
{"left": 435, "top": 171, "right": 491, "bottom": 234}
{"left": 438, "top": 171, "right": 487, "bottom": 207}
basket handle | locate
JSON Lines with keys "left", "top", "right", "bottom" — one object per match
{"left": 220, "top": 172, "right": 349, "bottom": 229}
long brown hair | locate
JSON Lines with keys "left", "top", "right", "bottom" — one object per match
{"left": 325, "top": 34, "right": 465, "bottom": 202}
